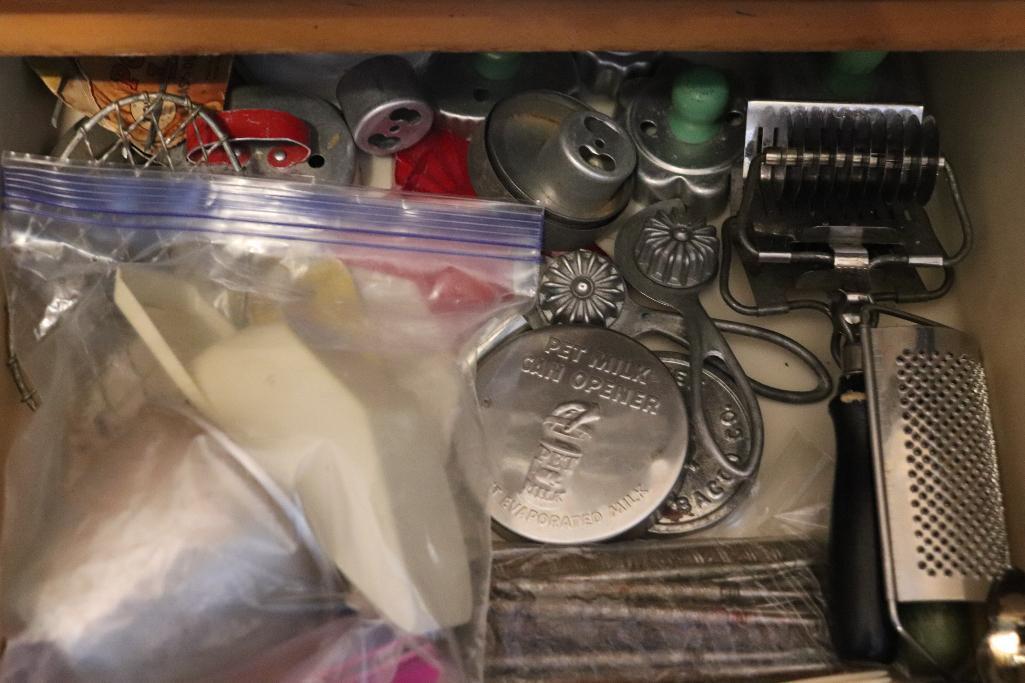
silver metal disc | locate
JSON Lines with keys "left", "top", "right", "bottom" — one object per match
{"left": 478, "top": 326, "right": 688, "bottom": 544}
{"left": 537, "top": 250, "right": 626, "bottom": 327}
{"left": 347, "top": 97, "right": 433, "bottom": 156}
{"left": 648, "top": 352, "right": 754, "bottom": 535}
{"left": 334, "top": 56, "right": 433, "bottom": 155}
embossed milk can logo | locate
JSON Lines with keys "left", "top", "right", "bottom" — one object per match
{"left": 521, "top": 402, "right": 600, "bottom": 506}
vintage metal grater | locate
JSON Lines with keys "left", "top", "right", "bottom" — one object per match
{"left": 863, "top": 324, "right": 1011, "bottom": 639}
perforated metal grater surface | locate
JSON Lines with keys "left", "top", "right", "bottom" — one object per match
{"left": 864, "top": 325, "right": 1011, "bottom": 603}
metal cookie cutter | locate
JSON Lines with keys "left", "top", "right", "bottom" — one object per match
{"left": 227, "top": 86, "right": 357, "bottom": 183}
{"left": 575, "top": 51, "right": 661, "bottom": 99}
{"left": 477, "top": 325, "right": 689, "bottom": 545}
{"left": 469, "top": 91, "right": 637, "bottom": 251}
{"left": 423, "top": 52, "right": 579, "bottom": 139}
{"left": 336, "top": 55, "right": 433, "bottom": 156}
{"left": 624, "top": 65, "right": 745, "bottom": 217}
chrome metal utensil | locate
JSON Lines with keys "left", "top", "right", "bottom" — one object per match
{"left": 336, "top": 55, "right": 433, "bottom": 155}
{"left": 228, "top": 86, "right": 357, "bottom": 183}
{"left": 533, "top": 250, "right": 830, "bottom": 535}
{"left": 650, "top": 352, "right": 753, "bottom": 534}
{"left": 623, "top": 65, "right": 745, "bottom": 216}
{"left": 615, "top": 200, "right": 763, "bottom": 479}
{"left": 469, "top": 90, "right": 637, "bottom": 251}
{"left": 865, "top": 324, "right": 1010, "bottom": 602}
{"left": 862, "top": 322, "right": 1010, "bottom": 669}
{"left": 827, "top": 307, "right": 1008, "bottom": 674}
{"left": 477, "top": 325, "right": 688, "bottom": 544}
{"left": 423, "top": 52, "right": 579, "bottom": 139}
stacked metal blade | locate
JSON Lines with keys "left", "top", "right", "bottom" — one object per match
{"left": 487, "top": 538, "right": 841, "bottom": 682}
{"left": 752, "top": 106, "right": 940, "bottom": 212}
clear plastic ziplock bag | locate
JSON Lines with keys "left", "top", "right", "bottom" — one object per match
{"left": 0, "top": 154, "right": 543, "bottom": 682}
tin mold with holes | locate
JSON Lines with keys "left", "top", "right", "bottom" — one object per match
{"left": 469, "top": 91, "right": 637, "bottom": 251}
{"left": 649, "top": 352, "right": 754, "bottom": 535}
{"left": 229, "top": 86, "right": 357, "bottom": 183}
{"left": 335, "top": 56, "right": 433, "bottom": 156}
{"left": 477, "top": 326, "right": 688, "bottom": 544}
{"left": 423, "top": 52, "right": 579, "bottom": 139}
{"left": 623, "top": 66, "right": 745, "bottom": 216}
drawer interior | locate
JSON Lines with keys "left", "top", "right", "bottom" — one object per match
{"left": 0, "top": 51, "right": 1019, "bottom": 565}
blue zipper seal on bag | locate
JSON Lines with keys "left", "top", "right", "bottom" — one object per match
{"left": 0, "top": 153, "right": 544, "bottom": 263}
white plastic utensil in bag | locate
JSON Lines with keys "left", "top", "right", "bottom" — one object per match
{"left": 0, "top": 153, "right": 542, "bottom": 681}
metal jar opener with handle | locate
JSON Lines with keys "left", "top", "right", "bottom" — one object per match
{"left": 615, "top": 200, "right": 765, "bottom": 479}
{"left": 536, "top": 246, "right": 832, "bottom": 407}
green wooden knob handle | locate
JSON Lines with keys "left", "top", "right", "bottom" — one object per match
{"left": 826, "top": 51, "right": 889, "bottom": 99}
{"left": 668, "top": 65, "right": 730, "bottom": 144}
{"left": 472, "top": 52, "right": 523, "bottom": 80}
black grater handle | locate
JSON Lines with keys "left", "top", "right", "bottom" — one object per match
{"left": 828, "top": 372, "right": 898, "bottom": 663}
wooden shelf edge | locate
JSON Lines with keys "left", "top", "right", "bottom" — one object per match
{"left": 3, "top": 0, "right": 1025, "bottom": 55}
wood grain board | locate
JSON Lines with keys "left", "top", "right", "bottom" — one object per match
{"left": 1, "top": 1, "right": 1025, "bottom": 55}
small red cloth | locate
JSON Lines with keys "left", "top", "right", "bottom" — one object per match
{"left": 393, "top": 128, "right": 476, "bottom": 197}
{"left": 352, "top": 258, "right": 513, "bottom": 315}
